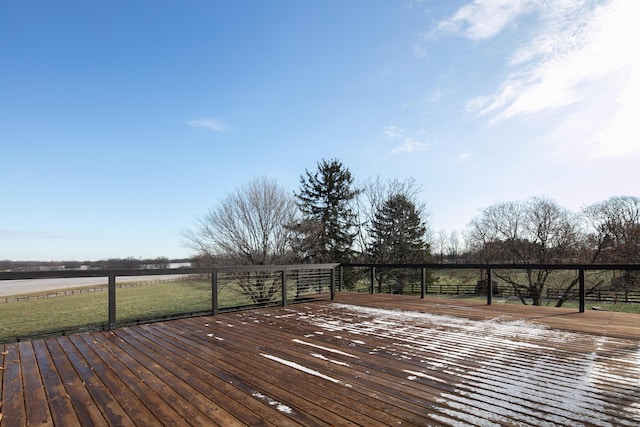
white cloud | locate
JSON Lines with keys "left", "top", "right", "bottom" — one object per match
{"left": 437, "top": 0, "right": 537, "bottom": 41}
{"left": 384, "top": 125, "right": 402, "bottom": 138}
{"left": 391, "top": 138, "right": 430, "bottom": 154}
{"left": 458, "top": 0, "right": 640, "bottom": 158}
{"left": 457, "top": 152, "right": 471, "bottom": 163}
{"left": 384, "top": 125, "right": 430, "bottom": 154}
{"left": 0, "top": 230, "right": 62, "bottom": 240}
{"left": 187, "top": 118, "right": 228, "bottom": 132}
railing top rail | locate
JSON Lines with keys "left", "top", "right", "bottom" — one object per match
{"left": 3, "top": 262, "right": 639, "bottom": 281}
{"left": 342, "top": 262, "right": 640, "bottom": 271}
{"left": 0, "top": 263, "right": 340, "bottom": 281}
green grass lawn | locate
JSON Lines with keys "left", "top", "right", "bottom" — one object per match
{"left": 0, "top": 278, "right": 330, "bottom": 342}
{"left": 0, "top": 280, "right": 216, "bottom": 341}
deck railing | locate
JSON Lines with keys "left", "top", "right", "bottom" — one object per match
{"left": 2, "top": 262, "right": 639, "bottom": 342}
{"left": 0, "top": 264, "right": 338, "bottom": 342}
{"left": 339, "top": 263, "right": 640, "bottom": 313}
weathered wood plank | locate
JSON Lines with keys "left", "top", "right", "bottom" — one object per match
{"left": 134, "top": 323, "right": 354, "bottom": 426}
{"left": 17, "top": 341, "right": 53, "bottom": 426}
{"left": 67, "top": 334, "right": 160, "bottom": 426}
{"left": 120, "top": 326, "right": 284, "bottom": 427}
{"left": 45, "top": 338, "right": 109, "bottom": 426}
{"left": 96, "top": 330, "right": 225, "bottom": 426}
{"left": 79, "top": 332, "right": 189, "bottom": 426}
{"left": 56, "top": 336, "right": 135, "bottom": 426}
{"left": 162, "top": 316, "right": 448, "bottom": 426}
{"left": 111, "top": 327, "right": 258, "bottom": 427}
{"left": 1, "top": 344, "right": 25, "bottom": 427}
{"left": 31, "top": 340, "right": 81, "bottom": 426}
{"left": 0, "top": 343, "right": 4, "bottom": 423}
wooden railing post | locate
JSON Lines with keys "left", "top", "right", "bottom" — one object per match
{"left": 108, "top": 273, "right": 116, "bottom": 329}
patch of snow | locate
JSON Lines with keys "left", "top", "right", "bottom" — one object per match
{"left": 403, "top": 369, "right": 446, "bottom": 383}
{"left": 251, "top": 391, "right": 294, "bottom": 414}
{"left": 311, "top": 353, "right": 350, "bottom": 366}
{"left": 261, "top": 353, "right": 342, "bottom": 384}
{"left": 292, "top": 339, "right": 359, "bottom": 358}
{"left": 310, "top": 303, "right": 640, "bottom": 426}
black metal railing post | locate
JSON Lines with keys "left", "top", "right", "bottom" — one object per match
{"left": 212, "top": 270, "right": 218, "bottom": 316}
{"left": 281, "top": 270, "right": 287, "bottom": 306}
{"left": 487, "top": 268, "right": 493, "bottom": 305}
{"left": 108, "top": 273, "right": 116, "bottom": 329}
{"left": 579, "top": 268, "right": 585, "bottom": 313}
{"left": 330, "top": 267, "right": 335, "bottom": 301}
{"left": 370, "top": 267, "right": 375, "bottom": 294}
{"left": 421, "top": 268, "right": 426, "bottom": 299}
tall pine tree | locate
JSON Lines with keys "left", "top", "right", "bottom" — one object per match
{"left": 369, "top": 193, "right": 429, "bottom": 293}
{"left": 292, "top": 159, "right": 361, "bottom": 262}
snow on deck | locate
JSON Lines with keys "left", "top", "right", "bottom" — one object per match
{"left": 259, "top": 302, "right": 640, "bottom": 426}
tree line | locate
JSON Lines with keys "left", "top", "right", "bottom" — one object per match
{"left": 183, "top": 159, "right": 640, "bottom": 306}
{"left": 183, "top": 159, "right": 430, "bottom": 267}
{"left": 0, "top": 257, "right": 182, "bottom": 272}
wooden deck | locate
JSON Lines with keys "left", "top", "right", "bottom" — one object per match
{"left": 1, "top": 293, "right": 639, "bottom": 426}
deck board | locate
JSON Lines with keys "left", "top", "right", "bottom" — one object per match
{"left": 1, "top": 292, "right": 639, "bottom": 426}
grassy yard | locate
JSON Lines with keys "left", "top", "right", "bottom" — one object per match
{"left": 0, "top": 277, "right": 330, "bottom": 343}
{"left": 0, "top": 280, "right": 216, "bottom": 342}
{"left": 342, "top": 267, "right": 640, "bottom": 314}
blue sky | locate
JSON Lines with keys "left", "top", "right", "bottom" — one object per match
{"left": 1, "top": 0, "right": 638, "bottom": 261}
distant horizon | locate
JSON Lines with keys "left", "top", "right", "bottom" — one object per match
{"left": 2, "top": 1, "right": 638, "bottom": 260}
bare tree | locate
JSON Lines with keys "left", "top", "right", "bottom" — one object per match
{"left": 433, "top": 230, "right": 448, "bottom": 263}
{"left": 183, "top": 176, "right": 298, "bottom": 265}
{"left": 582, "top": 195, "right": 640, "bottom": 263}
{"left": 467, "top": 196, "right": 579, "bottom": 305}
{"left": 580, "top": 196, "right": 640, "bottom": 300}
{"left": 182, "top": 177, "right": 299, "bottom": 304}
{"left": 447, "top": 231, "right": 460, "bottom": 263}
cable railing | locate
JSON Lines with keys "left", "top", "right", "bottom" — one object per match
{"left": 0, "top": 264, "right": 338, "bottom": 343}
{"left": 339, "top": 262, "right": 640, "bottom": 313}
{"left": 2, "top": 262, "right": 638, "bottom": 343}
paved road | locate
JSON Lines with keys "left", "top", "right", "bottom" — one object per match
{"left": 0, "top": 275, "right": 188, "bottom": 297}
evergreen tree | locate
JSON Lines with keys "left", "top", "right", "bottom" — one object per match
{"left": 369, "top": 194, "right": 429, "bottom": 293}
{"left": 292, "top": 159, "right": 361, "bottom": 262}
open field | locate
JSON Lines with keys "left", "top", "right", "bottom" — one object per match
{"left": 0, "top": 274, "right": 189, "bottom": 297}
{"left": 0, "top": 277, "right": 327, "bottom": 343}
{"left": 1, "top": 292, "right": 638, "bottom": 426}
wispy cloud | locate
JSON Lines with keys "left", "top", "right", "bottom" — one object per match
{"left": 384, "top": 125, "right": 430, "bottom": 154}
{"left": 0, "top": 230, "right": 62, "bottom": 240}
{"left": 435, "top": 0, "right": 537, "bottom": 41}
{"left": 442, "top": 0, "right": 640, "bottom": 158}
{"left": 457, "top": 152, "right": 471, "bottom": 163}
{"left": 391, "top": 138, "right": 430, "bottom": 154}
{"left": 187, "top": 118, "right": 228, "bottom": 132}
